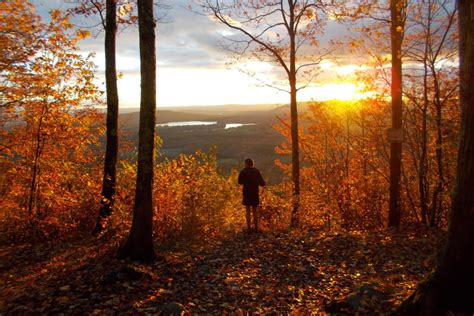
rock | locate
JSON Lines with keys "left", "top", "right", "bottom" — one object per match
{"left": 358, "top": 282, "right": 386, "bottom": 302}
{"left": 325, "top": 282, "right": 386, "bottom": 313}
{"left": 77, "top": 263, "right": 93, "bottom": 271}
{"left": 101, "top": 266, "right": 153, "bottom": 285}
{"left": 105, "top": 297, "right": 120, "bottom": 306}
{"left": 57, "top": 296, "right": 70, "bottom": 305}
{"left": 161, "top": 302, "right": 186, "bottom": 316}
{"left": 11, "top": 305, "right": 29, "bottom": 312}
{"left": 59, "top": 285, "right": 70, "bottom": 291}
{"left": 345, "top": 292, "right": 365, "bottom": 311}
{"left": 197, "top": 264, "right": 211, "bottom": 275}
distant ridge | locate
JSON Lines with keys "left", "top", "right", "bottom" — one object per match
{"left": 119, "top": 110, "right": 214, "bottom": 130}
{"left": 117, "top": 102, "right": 312, "bottom": 130}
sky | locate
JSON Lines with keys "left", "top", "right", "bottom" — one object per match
{"left": 32, "top": 0, "right": 368, "bottom": 108}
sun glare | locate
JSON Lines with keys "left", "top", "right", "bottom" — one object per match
{"left": 109, "top": 55, "right": 369, "bottom": 107}
{"left": 319, "top": 83, "right": 358, "bottom": 101}
{"left": 301, "top": 82, "right": 368, "bottom": 102}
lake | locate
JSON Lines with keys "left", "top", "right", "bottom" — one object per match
{"left": 157, "top": 121, "right": 217, "bottom": 127}
{"left": 224, "top": 123, "right": 256, "bottom": 129}
{"left": 156, "top": 121, "right": 256, "bottom": 129}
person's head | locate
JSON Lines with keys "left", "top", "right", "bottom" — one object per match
{"left": 244, "top": 158, "right": 254, "bottom": 168}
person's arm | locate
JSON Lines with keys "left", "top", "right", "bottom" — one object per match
{"left": 258, "top": 170, "right": 266, "bottom": 187}
{"left": 238, "top": 171, "right": 244, "bottom": 185}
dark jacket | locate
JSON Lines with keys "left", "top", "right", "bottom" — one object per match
{"left": 238, "top": 167, "right": 265, "bottom": 206}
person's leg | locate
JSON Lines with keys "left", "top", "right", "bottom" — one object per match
{"left": 252, "top": 206, "right": 259, "bottom": 230}
{"left": 245, "top": 205, "right": 251, "bottom": 230}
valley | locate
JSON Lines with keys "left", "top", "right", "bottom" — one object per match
{"left": 118, "top": 104, "right": 295, "bottom": 183}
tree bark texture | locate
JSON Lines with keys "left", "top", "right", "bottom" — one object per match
{"left": 118, "top": 0, "right": 156, "bottom": 261}
{"left": 28, "top": 104, "right": 46, "bottom": 217}
{"left": 400, "top": 0, "right": 474, "bottom": 313}
{"left": 430, "top": 71, "right": 444, "bottom": 227}
{"left": 388, "top": 0, "right": 404, "bottom": 227}
{"left": 289, "top": 58, "right": 300, "bottom": 227}
{"left": 289, "top": 1, "right": 300, "bottom": 228}
{"left": 96, "top": 0, "right": 119, "bottom": 232}
{"left": 419, "top": 46, "right": 429, "bottom": 225}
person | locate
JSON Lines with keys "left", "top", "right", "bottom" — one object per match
{"left": 238, "top": 158, "right": 266, "bottom": 231}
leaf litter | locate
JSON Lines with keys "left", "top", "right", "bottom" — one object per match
{"left": 0, "top": 227, "right": 444, "bottom": 314}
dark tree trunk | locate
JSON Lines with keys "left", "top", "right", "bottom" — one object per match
{"left": 95, "top": 0, "right": 119, "bottom": 233}
{"left": 388, "top": 0, "right": 404, "bottom": 227}
{"left": 28, "top": 104, "right": 47, "bottom": 217}
{"left": 419, "top": 49, "right": 429, "bottom": 225}
{"left": 118, "top": 0, "right": 156, "bottom": 261}
{"left": 400, "top": 0, "right": 474, "bottom": 312}
{"left": 289, "top": 1, "right": 300, "bottom": 228}
{"left": 429, "top": 71, "right": 444, "bottom": 227}
{"left": 289, "top": 71, "right": 300, "bottom": 228}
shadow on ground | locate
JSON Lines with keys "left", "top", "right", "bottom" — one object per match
{"left": 0, "top": 227, "right": 444, "bottom": 314}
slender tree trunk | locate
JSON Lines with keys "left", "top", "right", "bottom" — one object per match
{"left": 419, "top": 51, "right": 429, "bottom": 225}
{"left": 95, "top": 0, "right": 119, "bottom": 232}
{"left": 118, "top": 0, "right": 156, "bottom": 261}
{"left": 388, "top": 0, "right": 404, "bottom": 227}
{"left": 324, "top": 131, "right": 331, "bottom": 231}
{"left": 28, "top": 104, "right": 47, "bottom": 217}
{"left": 289, "top": 54, "right": 300, "bottom": 228}
{"left": 289, "top": 72, "right": 300, "bottom": 227}
{"left": 361, "top": 111, "right": 368, "bottom": 188}
{"left": 400, "top": 1, "right": 474, "bottom": 312}
{"left": 429, "top": 71, "right": 444, "bottom": 227}
{"left": 289, "top": 2, "right": 300, "bottom": 228}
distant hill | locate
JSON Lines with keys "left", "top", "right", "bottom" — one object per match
{"left": 118, "top": 103, "right": 310, "bottom": 129}
{"left": 159, "top": 103, "right": 285, "bottom": 115}
{"left": 119, "top": 110, "right": 216, "bottom": 130}
{"left": 116, "top": 103, "right": 314, "bottom": 183}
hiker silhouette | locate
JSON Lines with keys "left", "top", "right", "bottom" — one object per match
{"left": 238, "top": 158, "right": 266, "bottom": 231}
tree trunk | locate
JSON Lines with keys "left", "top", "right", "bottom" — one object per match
{"left": 429, "top": 70, "right": 444, "bottom": 227}
{"left": 388, "top": 0, "right": 404, "bottom": 227}
{"left": 28, "top": 103, "right": 47, "bottom": 217}
{"left": 118, "top": 0, "right": 156, "bottom": 261}
{"left": 400, "top": 0, "right": 474, "bottom": 312}
{"left": 289, "top": 73, "right": 300, "bottom": 227}
{"left": 289, "top": 31, "right": 300, "bottom": 228}
{"left": 95, "top": 0, "right": 119, "bottom": 232}
{"left": 419, "top": 48, "right": 429, "bottom": 225}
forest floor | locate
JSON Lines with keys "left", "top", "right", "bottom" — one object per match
{"left": 0, "top": 227, "right": 444, "bottom": 314}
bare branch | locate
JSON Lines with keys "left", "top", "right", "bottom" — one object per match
{"left": 206, "top": 0, "right": 290, "bottom": 75}
{"left": 91, "top": 0, "right": 106, "bottom": 28}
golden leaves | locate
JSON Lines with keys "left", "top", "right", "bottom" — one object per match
{"left": 76, "top": 29, "right": 91, "bottom": 40}
{"left": 0, "top": 0, "right": 103, "bottom": 234}
{"left": 118, "top": 3, "right": 133, "bottom": 18}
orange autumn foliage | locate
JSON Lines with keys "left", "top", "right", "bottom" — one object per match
{"left": 273, "top": 95, "right": 459, "bottom": 230}
{"left": 0, "top": 0, "right": 249, "bottom": 242}
{"left": 0, "top": 0, "right": 460, "bottom": 246}
{"left": 109, "top": 146, "right": 245, "bottom": 242}
{"left": 0, "top": 0, "right": 104, "bottom": 242}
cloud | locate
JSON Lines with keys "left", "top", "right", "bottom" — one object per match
{"left": 31, "top": 0, "right": 363, "bottom": 107}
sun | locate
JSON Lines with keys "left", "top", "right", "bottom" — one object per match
{"left": 317, "top": 83, "right": 362, "bottom": 101}
{"left": 301, "top": 82, "right": 369, "bottom": 102}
